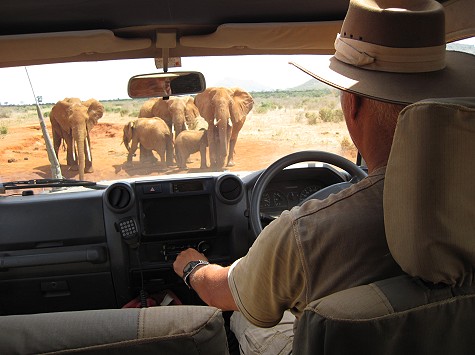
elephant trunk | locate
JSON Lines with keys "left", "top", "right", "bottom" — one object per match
{"left": 173, "top": 111, "right": 187, "bottom": 139}
{"left": 72, "top": 126, "right": 86, "bottom": 181}
{"left": 217, "top": 124, "right": 228, "bottom": 168}
{"left": 123, "top": 135, "right": 131, "bottom": 152}
{"left": 123, "top": 122, "right": 134, "bottom": 152}
{"left": 214, "top": 105, "right": 230, "bottom": 169}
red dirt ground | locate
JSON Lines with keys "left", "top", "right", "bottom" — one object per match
{"left": 0, "top": 114, "right": 356, "bottom": 183}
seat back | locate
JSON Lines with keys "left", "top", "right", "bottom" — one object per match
{"left": 292, "top": 98, "right": 475, "bottom": 355}
{"left": 0, "top": 305, "right": 229, "bottom": 354}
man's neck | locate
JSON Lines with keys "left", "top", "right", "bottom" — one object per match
{"left": 358, "top": 127, "right": 391, "bottom": 174}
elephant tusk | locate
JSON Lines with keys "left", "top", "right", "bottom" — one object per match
{"left": 213, "top": 117, "right": 232, "bottom": 126}
{"left": 86, "top": 138, "right": 92, "bottom": 161}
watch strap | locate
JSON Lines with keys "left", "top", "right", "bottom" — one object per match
{"left": 182, "top": 260, "right": 209, "bottom": 289}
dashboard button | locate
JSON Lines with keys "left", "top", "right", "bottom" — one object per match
{"left": 143, "top": 185, "right": 162, "bottom": 194}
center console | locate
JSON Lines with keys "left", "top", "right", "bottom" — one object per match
{"left": 103, "top": 174, "right": 247, "bottom": 305}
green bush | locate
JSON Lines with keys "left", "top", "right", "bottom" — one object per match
{"left": 254, "top": 101, "right": 280, "bottom": 114}
{"left": 305, "top": 111, "right": 319, "bottom": 125}
{"left": 333, "top": 109, "right": 343, "bottom": 122}
{"left": 0, "top": 107, "right": 12, "bottom": 118}
{"left": 0, "top": 125, "right": 8, "bottom": 136}
{"left": 104, "top": 106, "right": 122, "bottom": 113}
{"left": 340, "top": 136, "right": 355, "bottom": 151}
{"left": 319, "top": 108, "right": 344, "bottom": 123}
{"left": 294, "top": 111, "right": 304, "bottom": 123}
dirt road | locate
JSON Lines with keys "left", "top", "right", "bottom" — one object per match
{"left": 0, "top": 110, "right": 356, "bottom": 183}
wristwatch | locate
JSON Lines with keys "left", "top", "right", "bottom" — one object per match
{"left": 182, "top": 260, "right": 209, "bottom": 289}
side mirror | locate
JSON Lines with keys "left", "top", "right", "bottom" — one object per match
{"left": 127, "top": 71, "right": 206, "bottom": 98}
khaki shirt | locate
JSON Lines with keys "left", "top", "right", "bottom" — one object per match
{"left": 228, "top": 166, "right": 403, "bottom": 327}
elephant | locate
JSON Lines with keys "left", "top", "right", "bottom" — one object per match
{"left": 122, "top": 117, "right": 174, "bottom": 167}
{"left": 194, "top": 87, "right": 254, "bottom": 169}
{"left": 138, "top": 96, "right": 200, "bottom": 138}
{"left": 175, "top": 116, "right": 209, "bottom": 170}
{"left": 49, "top": 97, "right": 104, "bottom": 180}
{"left": 138, "top": 96, "right": 200, "bottom": 165}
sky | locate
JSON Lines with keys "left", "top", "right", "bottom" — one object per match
{"left": 1, "top": 37, "right": 474, "bottom": 105}
{"left": 0, "top": 55, "right": 320, "bottom": 105}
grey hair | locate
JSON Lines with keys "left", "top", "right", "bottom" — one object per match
{"left": 364, "top": 98, "right": 406, "bottom": 137}
{"left": 340, "top": 91, "right": 406, "bottom": 131}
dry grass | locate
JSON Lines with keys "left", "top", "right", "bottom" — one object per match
{"left": 0, "top": 91, "right": 358, "bottom": 181}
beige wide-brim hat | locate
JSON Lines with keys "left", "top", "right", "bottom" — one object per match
{"left": 291, "top": 0, "right": 475, "bottom": 105}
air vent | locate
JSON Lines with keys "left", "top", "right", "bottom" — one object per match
{"left": 104, "top": 182, "right": 134, "bottom": 213}
{"left": 215, "top": 174, "right": 243, "bottom": 204}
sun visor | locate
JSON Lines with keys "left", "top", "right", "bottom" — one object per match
{"left": 180, "top": 22, "right": 341, "bottom": 52}
{"left": 0, "top": 30, "right": 151, "bottom": 63}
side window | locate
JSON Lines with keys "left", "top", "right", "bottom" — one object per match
{"left": 447, "top": 37, "right": 475, "bottom": 55}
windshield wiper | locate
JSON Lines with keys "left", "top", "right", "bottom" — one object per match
{"left": 0, "top": 178, "right": 103, "bottom": 193}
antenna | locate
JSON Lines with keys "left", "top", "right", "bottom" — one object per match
{"left": 25, "top": 68, "right": 62, "bottom": 179}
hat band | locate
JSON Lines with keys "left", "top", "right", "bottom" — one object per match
{"left": 334, "top": 34, "right": 446, "bottom": 73}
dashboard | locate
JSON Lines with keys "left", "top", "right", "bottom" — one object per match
{"left": 0, "top": 165, "right": 346, "bottom": 315}
{"left": 259, "top": 167, "right": 347, "bottom": 217}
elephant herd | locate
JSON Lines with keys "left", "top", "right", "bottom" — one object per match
{"left": 49, "top": 87, "right": 254, "bottom": 178}
{"left": 123, "top": 87, "right": 254, "bottom": 170}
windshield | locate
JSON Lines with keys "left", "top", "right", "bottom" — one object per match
{"left": 0, "top": 55, "right": 356, "bottom": 185}
{"left": 0, "top": 42, "right": 472, "bottom": 185}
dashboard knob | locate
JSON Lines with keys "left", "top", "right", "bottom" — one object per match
{"left": 197, "top": 241, "right": 211, "bottom": 254}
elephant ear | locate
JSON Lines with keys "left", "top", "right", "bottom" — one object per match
{"left": 84, "top": 99, "right": 104, "bottom": 122}
{"left": 50, "top": 98, "right": 81, "bottom": 132}
{"left": 139, "top": 98, "right": 160, "bottom": 118}
{"left": 184, "top": 96, "right": 201, "bottom": 129}
{"left": 194, "top": 88, "right": 218, "bottom": 122}
{"left": 122, "top": 121, "right": 135, "bottom": 150}
{"left": 152, "top": 98, "right": 172, "bottom": 121}
{"left": 186, "top": 97, "right": 200, "bottom": 117}
{"left": 229, "top": 88, "right": 254, "bottom": 124}
{"left": 50, "top": 101, "right": 62, "bottom": 121}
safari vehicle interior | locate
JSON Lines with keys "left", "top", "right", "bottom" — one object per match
{"left": 0, "top": 0, "right": 474, "bottom": 353}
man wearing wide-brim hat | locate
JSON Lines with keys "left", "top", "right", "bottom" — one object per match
{"left": 292, "top": 0, "right": 475, "bottom": 105}
{"left": 173, "top": 0, "right": 475, "bottom": 353}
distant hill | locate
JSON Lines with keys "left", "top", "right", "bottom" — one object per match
{"left": 288, "top": 78, "right": 331, "bottom": 91}
{"left": 214, "top": 77, "right": 331, "bottom": 92}
{"left": 214, "top": 77, "right": 273, "bottom": 92}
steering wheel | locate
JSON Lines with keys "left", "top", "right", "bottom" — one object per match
{"left": 249, "top": 150, "right": 368, "bottom": 237}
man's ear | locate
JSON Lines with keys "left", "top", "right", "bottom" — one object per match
{"left": 347, "top": 93, "right": 361, "bottom": 121}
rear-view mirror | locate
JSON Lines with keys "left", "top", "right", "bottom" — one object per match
{"left": 127, "top": 71, "right": 206, "bottom": 98}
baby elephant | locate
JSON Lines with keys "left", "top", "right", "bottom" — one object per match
{"left": 123, "top": 117, "right": 174, "bottom": 166}
{"left": 175, "top": 117, "right": 209, "bottom": 169}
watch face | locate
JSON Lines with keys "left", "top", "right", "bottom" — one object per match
{"left": 184, "top": 261, "right": 201, "bottom": 275}
{"left": 183, "top": 260, "right": 209, "bottom": 289}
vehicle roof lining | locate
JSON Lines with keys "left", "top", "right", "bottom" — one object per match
{"left": 180, "top": 22, "right": 342, "bottom": 50}
{"left": 0, "top": 22, "right": 342, "bottom": 68}
{"left": 0, "top": 0, "right": 472, "bottom": 69}
{"left": 0, "top": 31, "right": 152, "bottom": 63}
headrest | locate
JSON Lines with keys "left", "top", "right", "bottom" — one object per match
{"left": 384, "top": 97, "right": 475, "bottom": 286}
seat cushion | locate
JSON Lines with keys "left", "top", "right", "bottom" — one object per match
{"left": 0, "top": 305, "right": 229, "bottom": 354}
{"left": 293, "top": 275, "right": 475, "bottom": 355}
